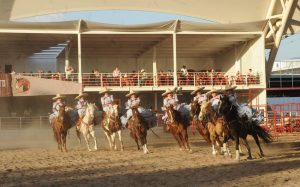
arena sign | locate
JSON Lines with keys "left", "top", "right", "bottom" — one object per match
{"left": 0, "top": 74, "right": 82, "bottom": 96}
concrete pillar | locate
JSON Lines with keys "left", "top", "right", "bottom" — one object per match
{"left": 77, "top": 33, "right": 82, "bottom": 83}
{"left": 173, "top": 33, "right": 178, "bottom": 87}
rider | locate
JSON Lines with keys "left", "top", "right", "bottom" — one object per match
{"left": 206, "top": 88, "right": 222, "bottom": 115}
{"left": 162, "top": 88, "right": 179, "bottom": 124}
{"left": 223, "top": 85, "right": 263, "bottom": 124}
{"left": 121, "top": 90, "right": 157, "bottom": 129}
{"left": 190, "top": 86, "right": 206, "bottom": 119}
{"left": 121, "top": 90, "right": 142, "bottom": 128}
{"left": 99, "top": 87, "right": 114, "bottom": 115}
{"left": 223, "top": 85, "right": 238, "bottom": 106}
{"left": 49, "top": 94, "right": 65, "bottom": 124}
{"left": 75, "top": 92, "right": 88, "bottom": 118}
{"left": 162, "top": 87, "right": 190, "bottom": 128}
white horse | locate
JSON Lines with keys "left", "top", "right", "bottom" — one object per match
{"left": 77, "top": 103, "right": 98, "bottom": 151}
{"left": 102, "top": 104, "right": 124, "bottom": 151}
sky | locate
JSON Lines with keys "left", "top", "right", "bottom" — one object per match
{"left": 19, "top": 10, "right": 300, "bottom": 61}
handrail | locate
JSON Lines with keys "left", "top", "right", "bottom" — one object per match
{"left": 15, "top": 72, "right": 262, "bottom": 87}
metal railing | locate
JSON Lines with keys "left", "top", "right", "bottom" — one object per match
{"left": 17, "top": 73, "right": 79, "bottom": 82}
{"left": 0, "top": 116, "right": 50, "bottom": 129}
{"left": 16, "top": 72, "right": 262, "bottom": 87}
{"left": 82, "top": 72, "right": 262, "bottom": 87}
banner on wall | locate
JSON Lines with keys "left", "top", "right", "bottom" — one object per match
{"left": 0, "top": 74, "right": 82, "bottom": 96}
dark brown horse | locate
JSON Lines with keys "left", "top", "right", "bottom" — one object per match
{"left": 166, "top": 105, "right": 191, "bottom": 152}
{"left": 101, "top": 103, "right": 124, "bottom": 151}
{"left": 190, "top": 101, "right": 211, "bottom": 143}
{"left": 51, "top": 106, "right": 72, "bottom": 152}
{"left": 127, "top": 106, "right": 149, "bottom": 154}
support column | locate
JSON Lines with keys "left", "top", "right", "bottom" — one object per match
{"left": 77, "top": 33, "right": 82, "bottom": 83}
{"left": 65, "top": 46, "right": 70, "bottom": 79}
{"left": 173, "top": 33, "right": 178, "bottom": 87}
{"left": 153, "top": 47, "right": 157, "bottom": 86}
{"left": 154, "top": 92, "right": 158, "bottom": 110}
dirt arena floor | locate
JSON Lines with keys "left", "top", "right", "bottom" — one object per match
{"left": 1, "top": 126, "right": 300, "bottom": 187}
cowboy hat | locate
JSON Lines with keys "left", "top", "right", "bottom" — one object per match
{"left": 52, "top": 94, "right": 65, "bottom": 100}
{"left": 162, "top": 88, "right": 174, "bottom": 97}
{"left": 75, "top": 92, "right": 88, "bottom": 100}
{"left": 99, "top": 87, "right": 111, "bottom": 94}
{"left": 206, "top": 88, "right": 221, "bottom": 96}
{"left": 224, "top": 85, "right": 237, "bottom": 92}
{"left": 190, "top": 86, "right": 205, "bottom": 95}
{"left": 126, "top": 90, "right": 138, "bottom": 97}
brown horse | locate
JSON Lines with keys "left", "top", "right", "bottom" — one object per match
{"left": 199, "top": 101, "right": 231, "bottom": 156}
{"left": 127, "top": 106, "right": 149, "bottom": 154}
{"left": 51, "top": 106, "right": 72, "bottom": 152}
{"left": 101, "top": 103, "right": 124, "bottom": 151}
{"left": 166, "top": 105, "right": 192, "bottom": 152}
{"left": 190, "top": 101, "right": 211, "bottom": 144}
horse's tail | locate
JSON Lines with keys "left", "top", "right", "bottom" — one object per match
{"left": 253, "top": 123, "right": 273, "bottom": 143}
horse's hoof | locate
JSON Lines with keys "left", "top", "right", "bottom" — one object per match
{"left": 247, "top": 156, "right": 253, "bottom": 160}
{"left": 188, "top": 149, "right": 193, "bottom": 153}
{"left": 179, "top": 148, "right": 183, "bottom": 151}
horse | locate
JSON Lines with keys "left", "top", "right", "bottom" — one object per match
{"left": 127, "top": 106, "right": 149, "bottom": 154}
{"left": 101, "top": 103, "right": 124, "bottom": 151}
{"left": 76, "top": 103, "right": 98, "bottom": 151}
{"left": 198, "top": 101, "right": 231, "bottom": 156}
{"left": 190, "top": 101, "right": 211, "bottom": 144}
{"left": 218, "top": 95, "right": 273, "bottom": 160}
{"left": 15, "top": 78, "right": 30, "bottom": 93}
{"left": 51, "top": 106, "right": 73, "bottom": 152}
{"left": 165, "top": 105, "right": 192, "bottom": 152}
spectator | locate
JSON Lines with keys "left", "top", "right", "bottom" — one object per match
{"left": 112, "top": 67, "right": 121, "bottom": 86}
{"left": 138, "top": 69, "right": 147, "bottom": 86}
{"left": 113, "top": 67, "right": 120, "bottom": 77}
{"left": 248, "top": 69, "right": 253, "bottom": 76}
{"left": 180, "top": 65, "right": 188, "bottom": 77}
{"left": 65, "top": 65, "right": 74, "bottom": 80}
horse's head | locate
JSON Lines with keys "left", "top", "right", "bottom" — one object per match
{"left": 111, "top": 103, "right": 119, "bottom": 117}
{"left": 218, "top": 95, "right": 231, "bottom": 115}
{"left": 199, "top": 101, "right": 210, "bottom": 121}
{"left": 166, "top": 105, "right": 175, "bottom": 123}
{"left": 58, "top": 105, "right": 65, "bottom": 121}
{"left": 86, "top": 103, "right": 96, "bottom": 119}
{"left": 190, "top": 100, "right": 200, "bottom": 117}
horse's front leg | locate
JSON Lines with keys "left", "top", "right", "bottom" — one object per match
{"left": 234, "top": 134, "right": 240, "bottom": 160}
{"left": 141, "top": 128, "right": 149, "bottom": 154}
{"left": 89, "top": 126, "right": 98, "bottom": 151}
{"left": 104, "top": 131, "right": 112, "bottom": 150}
{"left": 222, "top": 135, "right": 231, "bottom": 157}
{"left": 182, "top": 128, "right": 192, "bottom": 152}
{"left": 117, "top": 130, "right": 124, "bottom": 151}
{"left": 81, "top": 127, "right": 92, "bottom": 151}
{"left": 62, "top": 131, "right": 68, "bottom": 152}
{"left": 111, "top": 132, "right": 117, "bottom": 151}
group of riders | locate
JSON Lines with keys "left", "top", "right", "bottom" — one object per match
{"left": 49, "top": 85, "right": 263, "bottom": 129}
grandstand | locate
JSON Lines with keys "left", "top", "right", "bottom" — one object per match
{"left": 0, "top": 0, "right": 300, "bottom": 114}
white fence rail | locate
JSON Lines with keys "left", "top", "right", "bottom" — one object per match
{"left": 0, "top": 116, "right": 50, "bottom": 129}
